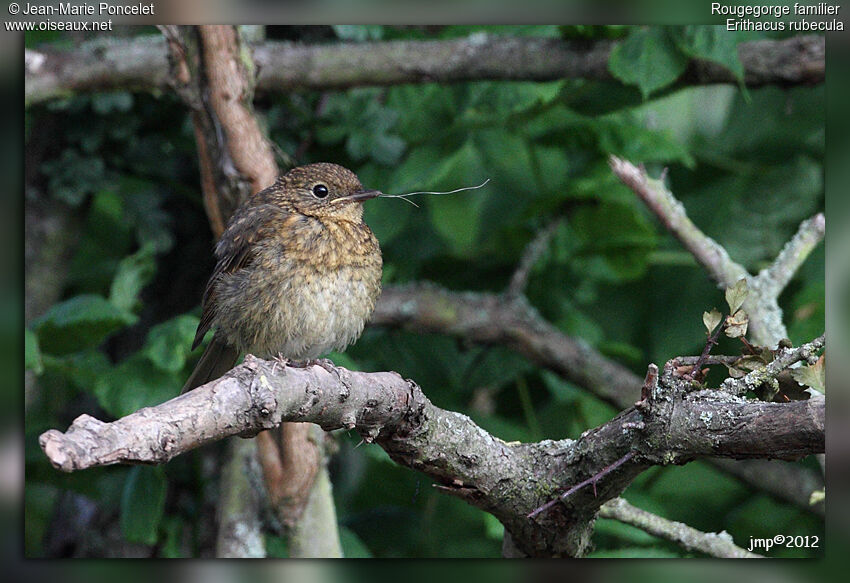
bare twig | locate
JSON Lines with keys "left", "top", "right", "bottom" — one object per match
{"left": 609, "top": 156, "right": 824, "bottom": 347}
{"left": 758, "top": 213, "right": 825, "bottom": 298}
{"left": 688, "top": 314, "right": 728, "bottom": 379}
{"left": 25, "top": 35, "right": 825, "bottom": 107}
{"left": 506, "top": 217, "right": 563, "bottom": 298}
{"left": 528, "top": 452, "right": 635, "bottom": 519}
{"left": 598, "top": 497, "right": 761, "bottom": 558}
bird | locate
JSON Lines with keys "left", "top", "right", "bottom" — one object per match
{"left": 181, "top": 163, "right": 383, "bottom": 394}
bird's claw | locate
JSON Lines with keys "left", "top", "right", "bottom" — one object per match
{"left": 271, "top": 353, "right": 290, "bottom": 375}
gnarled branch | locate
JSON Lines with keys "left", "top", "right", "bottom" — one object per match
{"left": 39, "top": 336, "right": 824, "bottom": 557}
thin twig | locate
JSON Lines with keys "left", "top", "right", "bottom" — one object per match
{"left": 528, "top": 452, "right": 635, "bottom": 519}
{"left": 757, "top": 213, "right": 825, "bottom": 297}
{"left": 610, "top": 156, "right": 824, "bottom": 348}
{"left": 506, "top": 217, "right": 564, "bottom": 297}
{"left": 688, "top": 317, "right": 728, "bottom": 379}
{"left": 598, "top": 497, "right": 762, "bottom": 558}
{"left": 720, "top": 334, "right": 824, "bottom": 395}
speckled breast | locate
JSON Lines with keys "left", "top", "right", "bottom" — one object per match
{"left": 212, "top": 217, "right": 382, "bottom": 360}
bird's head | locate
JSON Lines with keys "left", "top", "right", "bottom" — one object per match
{"left": 274, "top": 163, "right": 381, "bottom": 221}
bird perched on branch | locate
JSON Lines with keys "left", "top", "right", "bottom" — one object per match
{"left": 182, "top": 163, "right": 383, "bottom": 393}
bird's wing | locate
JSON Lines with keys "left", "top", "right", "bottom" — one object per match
{"left": 192, "top": 204, "right": 285, "bottom": 350}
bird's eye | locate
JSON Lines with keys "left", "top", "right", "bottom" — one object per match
{"left": 312, "top": 184, "right": 329, "bottom": 199}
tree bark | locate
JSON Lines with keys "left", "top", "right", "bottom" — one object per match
{"left": 39, "top": 334, "right": 824, "bottom": 557}
{"left": 25, "top": 34, "right": 825, "bottom": 106}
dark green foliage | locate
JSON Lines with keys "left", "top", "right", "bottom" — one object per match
{"left": 25, "top": 25, "right": 824, "bottom": 558}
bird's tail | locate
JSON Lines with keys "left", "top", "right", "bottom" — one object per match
{"left": 181, "top": 336, "right": 241, "bottom": 394}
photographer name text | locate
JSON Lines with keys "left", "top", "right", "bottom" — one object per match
{"left": 17, "top": 2, "right": 154, "bottom": 16}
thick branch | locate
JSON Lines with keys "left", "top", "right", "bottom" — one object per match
{"left": 25, "top": 35, "right": 825, "bottom": 106}
{"left": 598, "top": 498, "right": 761, "bottom": 558}
{"left": 39, "top": 348, "right": 824, "bottom": 556}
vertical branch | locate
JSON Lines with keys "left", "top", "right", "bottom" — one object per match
{"left": 216, "top": 438, "right": 266, "bottom": 558}
{"left": 160, "top": 24, "right": 341, "bottom": 557}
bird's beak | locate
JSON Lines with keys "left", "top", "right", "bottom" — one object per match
{"left": 335, "top": 189, "right": 382, "bottom": 204}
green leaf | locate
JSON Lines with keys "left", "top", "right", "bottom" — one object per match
{"left": 91, "top": 92, "right": 134, "bottom": 114}
{"left": 608, "top": 27, "right": 689, "bottom": 98}
{"left": 703, "top": 309, "right": 722, "bottom": 334}
{"left": 332, "top": 25, "right": 384, "bottom": 41}
{"left": 670, "top": 25, "right": 743, "bottom": 81}
{"left": 483, "top": 513, "right": 504, "bottom": 540}
{"left": 790, "top": 355, "right": 825, "bottom": 394}
{"left": 725, "top": 279, "right": 748, "bottom": 314}
{"left": 109, "top": 243, "right": 157, "bottom": 313}
{"left": 33, "top": 294, "right": 137, "bottom": 355}
{"left": 316, "top": 88, "right": 406, "bottom": 165}
{"left": 41, "top": 348, "right": 113, "bottom": 394}
{"left": 426, "top": 140, "right": 488, "bottom": 256}
{"left": 93, "top": 353, "right": 179, "bottom": 418}
{"left": 143, "top": 315, "right": 200, "bottom": 373}
{"left": 571, "top": 201, "right": 658, "bottom": 281}
{"left": 25, "top": 329, "right": 43, "bottom": 374}
{"left": 120, "top": 466, "right": 166, "bottom": 545}
{"left": 339, "top": 526, "right": 373, "bottom": 558}
{"left": 159, "top": 516, "right": 185, "bottom": 558}
{"left": 40, "top": 149, "right": 110, "bottom": 206}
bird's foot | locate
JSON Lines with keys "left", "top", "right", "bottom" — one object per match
{"left": 313, "top": 358, "right": 339, "bottom": 376}
{"left": 271, "top": 353, "right": 290, "bottom": 375}
{"left": 305, "top": 358, "right": 347, "bottom": 387}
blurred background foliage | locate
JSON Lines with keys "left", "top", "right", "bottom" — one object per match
{"left": 24, "top": 25, "right": 824, "bottom": 557}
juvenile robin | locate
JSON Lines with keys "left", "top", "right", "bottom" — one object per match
{"left": 182, "top": 163, "right": 383, "bottom": 393}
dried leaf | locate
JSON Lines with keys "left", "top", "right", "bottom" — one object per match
{"left": 735, "top": 355, "right": 766, "bottom": 372}
{"left": 724, "top": 365, "right": 745, "bottom": 379}
{"left": 725, "top": 278, "right": 748, "bottom": 314}
{"left": 703, "top": 308, "right": 722, "bottom": 334}
{"left": 724, "top": 309, "right": 749, "bottom": 338}
{"left": 790, "top": 355, "right": 825, "bottom": 394}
